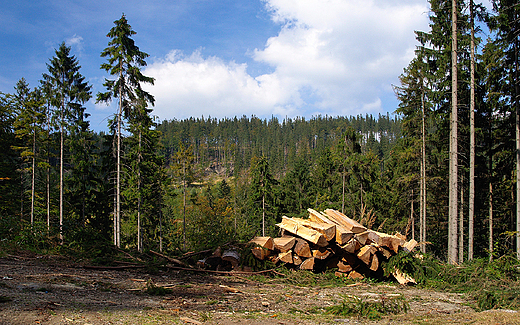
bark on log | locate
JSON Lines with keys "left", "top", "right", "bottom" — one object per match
{"left": 251, "top": 247, "right": 270, "bottom": 260}
{"left": 294, "top": 238, "right": 312, "bottom": 258}
{"left": 222, "top": 250, "right": 240, "bottom": 268}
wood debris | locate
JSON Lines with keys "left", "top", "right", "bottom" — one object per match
{"left": 250, "top": 208, "right": 419, "bottom": 284}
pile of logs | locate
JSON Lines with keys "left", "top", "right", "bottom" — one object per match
{"left": 250, "top": 208, "right": 418, "bottom": 285}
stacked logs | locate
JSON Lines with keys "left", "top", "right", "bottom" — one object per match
{"left": 250, "top": 208, "right": 418, "bottom": 284}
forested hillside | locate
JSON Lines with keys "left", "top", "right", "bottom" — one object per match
{"left": 1, "top": 0, "right": 520, "bottom": 264}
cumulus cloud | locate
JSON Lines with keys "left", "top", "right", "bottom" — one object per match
{"left": 145, "top": 0, "right": 429, "bottom": 121}
{"left": 144, "top": 50, "right": 301, "bottom": 120}
{"left": 66, "top": 34, "right": 84, "bottom": 51}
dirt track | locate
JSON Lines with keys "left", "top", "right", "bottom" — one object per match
{"left": 1, "top": 254, "right": 519, "bottom": 324}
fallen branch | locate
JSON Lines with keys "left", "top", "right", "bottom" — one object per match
{"left": 149, "top": 250, "right": 192, "bottom": 268}
{"left": 116, "top": 248, "right": 144, "bottom": 263}
{"left": 164, "top": 264, "right": 285, "bottom": 277}
{"left": 83, "top": 265, "right": 147, "bottom": 270}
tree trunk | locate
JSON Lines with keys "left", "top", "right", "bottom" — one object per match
{"left": 59, "top": 103, "right": 64, "bottom": 244}
{"left": 116, "top": 70, "right": 122, "bottom": 248}
{"left": 459, "top": 176, "right": 464, "bottom": 263}
{"left": 262, "top": 194, "right": 265, "bottom": 237}
{"left": 420, "top": 80, "right": 427, "bottom": 254}
{"left": 411, "top": 188, "right": 415, "bottom": 240}
{"left": 137, "top": 128, "right": 142, "bottom": 253}
{"left": 489, "top": 181, "right": 493, "bottom": 262}
{"left": 468, "top": 0, "right": 476, "bottom": 261}
{"left": 514, "top": 22, "right": 520, "bottom": 259}
{"left": 31, "top": 128, "right": 35, "bottom": 226}
{"left": 448, "top": 0, "right": 458, "bottom": 264}
{"left": 342, "top": 171, "right": 346, "bottom": 214}
{"left": 183, "top": 159, "right": 186, "bottom": 251}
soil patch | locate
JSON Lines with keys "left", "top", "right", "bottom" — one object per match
{"left": 0, "top": 255, "right": 519, "bottom": 324}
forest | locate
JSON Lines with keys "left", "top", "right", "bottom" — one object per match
{"left": 0, "top": 0, "right": 519, "bottom": 267}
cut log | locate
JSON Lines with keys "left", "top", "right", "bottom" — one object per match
{"left": 276, "top": 216, "right": 328, "bottom": 247}
{"left": 337, "top": 260, "right": 353, "bottom": 273}
{"left": 348, "top": 270, "right": 365, "bottom": 280}
{"left": 292, "top": 218, "right": 336, "bottom": 241}
{"left": 378, "top": 246, "right": 394, "bottom": 260}
{"left": 335, "top": 271, "right": 349, "bottom": 278}
{"left": 341, "top": 253, "right": 359, "bottom": 267}
{"left": 403, "top": 239, "right": 418, "bottom": 252}
{"left": 312, "top": 247, "right": 333, "bottom": 260}
{"left": 308, "top": 208, "right": 353, "bottom": 244}
{"left": 324, "top": 209, "right": 367, "bottom": 234}
{"left": 294, "top": 238, "right": 312, "bottom": 258}
{"left": 250, "top": 237, "right": 274, "bottom": 250}
{"left": 366, "top": 230, "right": 404, "bottom": 254}
{"left": 278, "top": 251, "right": 293, "bottom": 264}
{"left": 300, "top": 257, "right": 315, "bottom": 270}
{"left": 369, "top": 254, "right": 379, "bottom": 272}
{"left": 293, "top": 255, "right": 303, "bottom": 266}
{"left": 341, "top": 238, "right": 361, "bottom": 254}
{"left": 273, "top": 236, "right": 296, "bottom": 252}
{"left": 357, "top": 245, "right": 376, "bottom": 266}
{"left": 222, "top": 250, "right": 240, "bottom": 268}
{"left": 392, "top": 269, "right": 416, "bottom": 285}
{"left": 251, "top": 247, "right": 270, "bottom": 260}
{"left": 354, "top": 231, "right": 371, "bottom": 246}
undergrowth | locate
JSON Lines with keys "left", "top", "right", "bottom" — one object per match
{"left": 326, "top": 294, "right": 409, "bottom": 320}
{"left": 384, "top": 251, "right": 520, "bottom": 311}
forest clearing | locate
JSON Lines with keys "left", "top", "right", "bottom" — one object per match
{"left": 1, "top": 252, "right": 520, "bottom": 325}
{"left": 2, "top": 1, "right": 520, "bottom": 323}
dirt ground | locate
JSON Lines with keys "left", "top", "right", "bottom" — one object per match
{"left": 1, "top": 253, "right": 519, "bottom": 325}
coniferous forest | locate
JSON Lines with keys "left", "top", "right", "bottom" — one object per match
{"left": 1, "top": 0, "right": 520, "bottom": 266}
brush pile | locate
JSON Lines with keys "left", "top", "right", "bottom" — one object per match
{"left": 250, "top": 208, "right": 418, "bottom": 284}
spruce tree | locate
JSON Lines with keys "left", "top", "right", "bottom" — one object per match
{"left": 42, "top": 42, "right": 92, "bottom": 243}
{"left": 97, "top": 14, "right": 155, "bottom": 247}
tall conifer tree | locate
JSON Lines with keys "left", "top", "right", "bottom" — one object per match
{"left": 42, "top": 42, "right": 91, "bottom": 243}
{"left": 97, "top": 14, "right": 155, "bottom": 247}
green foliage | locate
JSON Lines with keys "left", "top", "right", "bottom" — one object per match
{"left": 383, "top": 251, "right": 441, "bottom": 285}
{"left": 326, "top": 295, "right": 409, "bottom": 320}
{"left": 14, "top": 221, "right": 53, "bottom": 251}
{"left": 240, "top": 243, "right": 275, "bottom": 271}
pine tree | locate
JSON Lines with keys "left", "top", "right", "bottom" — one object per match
{"left": 97, "top": 14, "right": 155, "bottom": 247}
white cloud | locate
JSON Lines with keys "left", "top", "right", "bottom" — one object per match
{"left": 145, "top": 0, "right": 429, "bottom": 121}
{"left": 66, "top": 34, "right": 84, "bottom": 51}
{"left": 144, "top": 50, "right": 299, "bottom": 119}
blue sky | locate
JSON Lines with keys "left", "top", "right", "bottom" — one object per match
{"left": 0, "top": 0, "right": 490, "bottom": 132}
